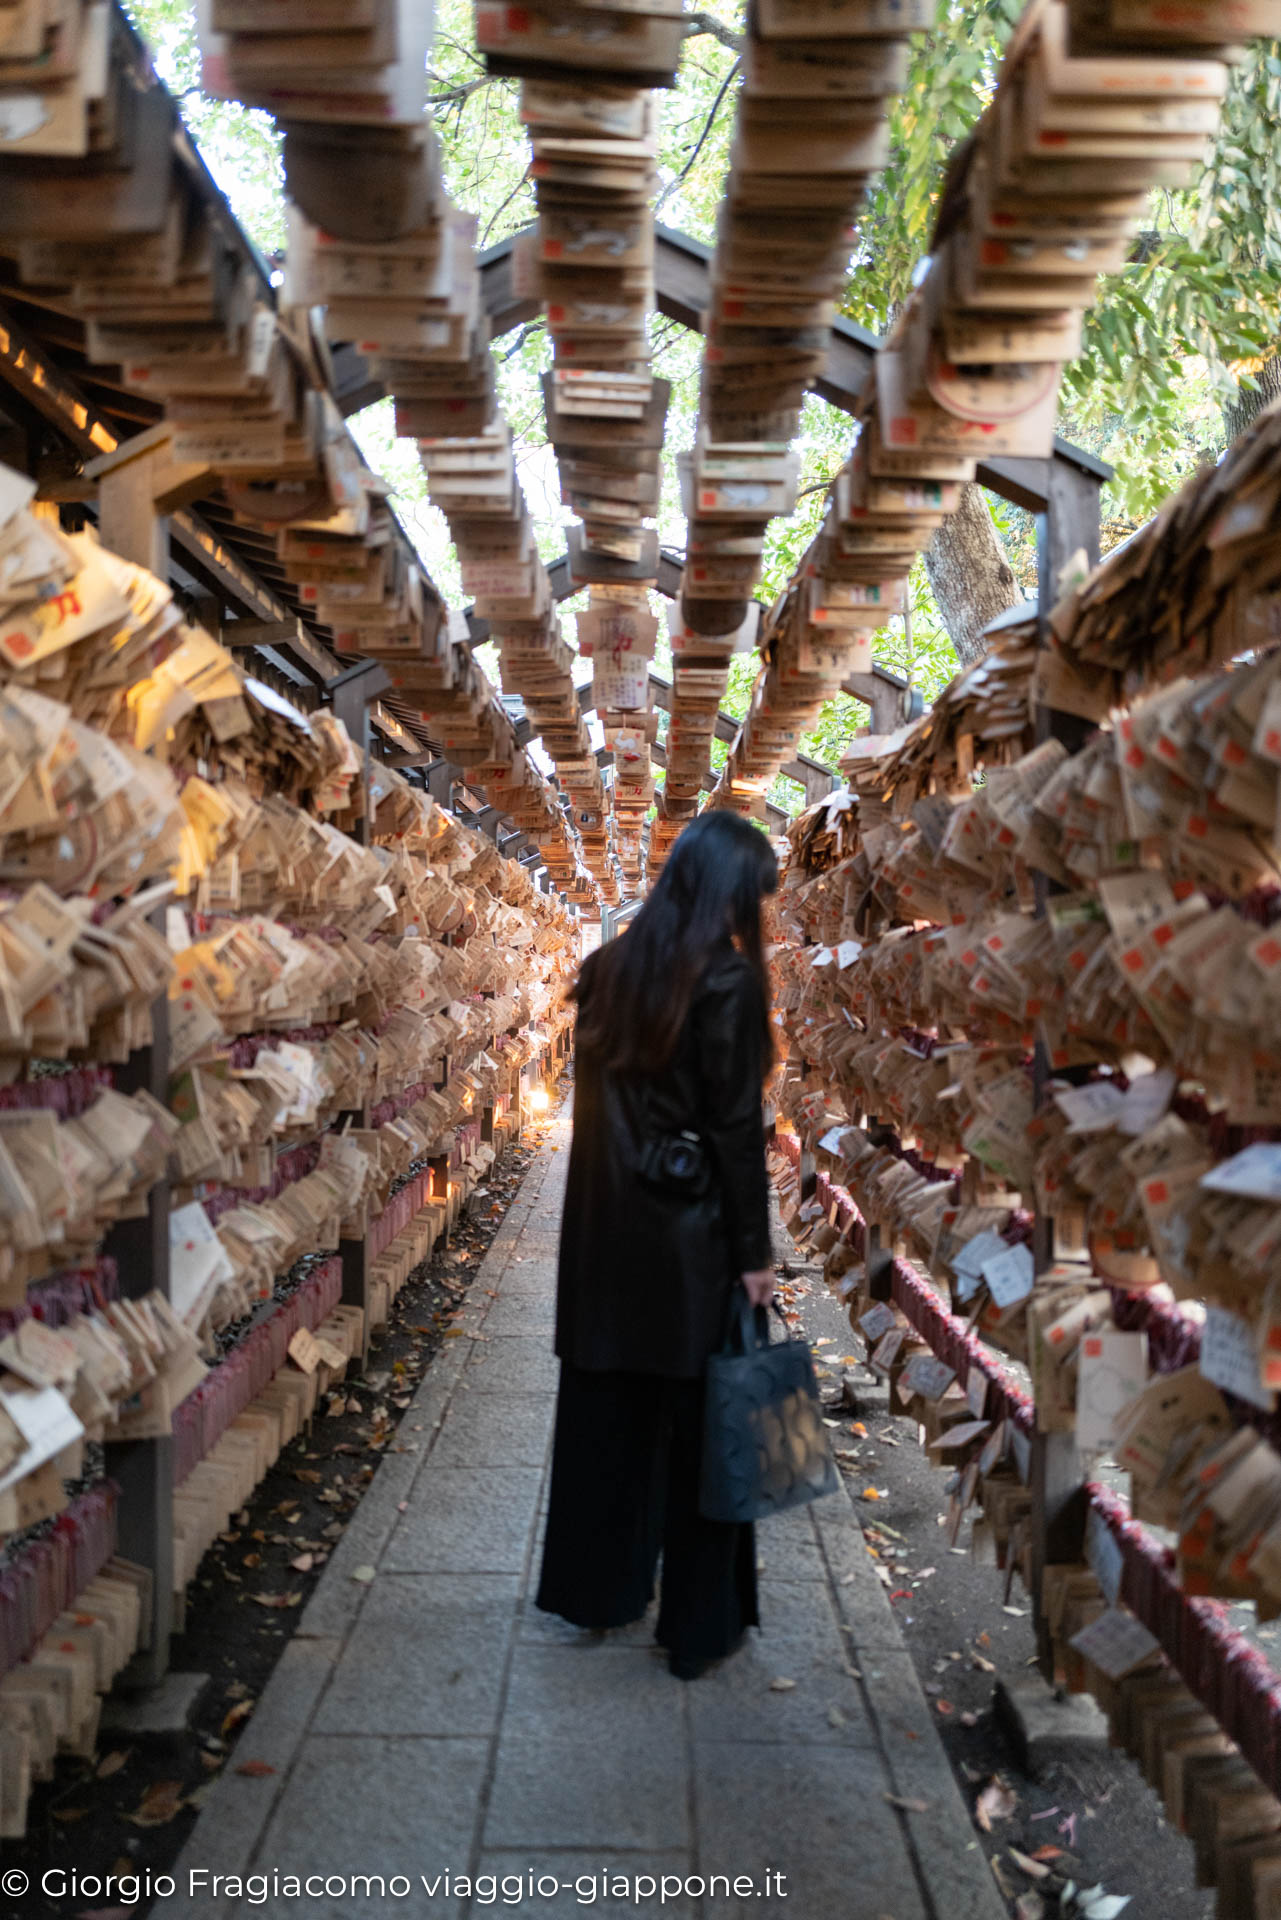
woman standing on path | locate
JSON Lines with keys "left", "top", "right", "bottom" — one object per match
{"left": 536, "top": 810, "right": 779, "bottom": 1681}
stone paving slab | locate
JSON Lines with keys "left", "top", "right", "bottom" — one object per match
{"left": 378, "top": 1465, "right": 543, "bottom": 1574}
{"left": 484, "top": 1645, "right": 692, "bottom": 1851}
{"left": 431, "top": 1390, "right": 555, "bottom": 1469}
{"left": 228, "top": 1732, "right": 490, "bottom": 1920}
{"left": 175, "top": 1112, "right": 1006, "bottom": 1920}
{"left": 313, "top": 1574, "right": 520, "bottom": 1737}
{"left": 692, "top": 1739, "right": 930, "bottom": 1920}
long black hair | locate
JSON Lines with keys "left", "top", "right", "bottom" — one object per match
{"left": 572, "top": 811, "right": 779, "bottom": 1075}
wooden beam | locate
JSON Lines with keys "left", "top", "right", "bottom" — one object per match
{"left": 0, "top": 301, "right": 119, "bottom": 458}
{"left": 221, "top": 614, "right": 340, "bottom": 688}
{"left": 469, "top": 230, "right": 1112, "bottom": 511}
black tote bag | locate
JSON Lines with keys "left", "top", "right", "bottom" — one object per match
{"left": 699, "top": 1295, "right": 841, "bottom": 1524}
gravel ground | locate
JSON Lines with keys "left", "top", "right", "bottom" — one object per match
{"left": 778, "top": 1245, "right": 1217, "bottom": 1920}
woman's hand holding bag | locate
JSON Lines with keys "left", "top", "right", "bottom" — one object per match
{"left": 740, "top": 1268, "right": 776, "bottom": 1307}
{"left": 699, "top": 1289, "right": 841, "bottom": 1525}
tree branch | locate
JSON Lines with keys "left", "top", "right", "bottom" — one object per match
{"left": 654, "top": 57, "right": 739, "bottom": 212}
{"left": 500, "top": 321, "right": 543, "bottom": 363}
{"left": 429, "top": 74, "right": 492, "bottom": 108}
{"left": 682, "top": 10, "right": 745, "bottom": 53}
{"left": 479, "top": 164, "right": 533, "bottom": 246}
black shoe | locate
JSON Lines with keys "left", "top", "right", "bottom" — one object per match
{"left": 668, "top": 1652, "right": 712, "bottom": 1681}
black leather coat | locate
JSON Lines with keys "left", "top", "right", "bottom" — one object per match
{"left": 555, "top": 940, "right": 774, "bottom": 1379}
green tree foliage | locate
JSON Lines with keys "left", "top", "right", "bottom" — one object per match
{"left": 126, "top": 0, "right": 285, "bottom": 251}
{"left": 852, "top": 0, "right": 1023, "bottom": 333}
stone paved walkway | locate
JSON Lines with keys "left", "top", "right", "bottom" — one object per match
{"left": 176, "top": 1113, "right": 1006, "bottom": 1920}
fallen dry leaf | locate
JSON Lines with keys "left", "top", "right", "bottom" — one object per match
{"left": 221, "top": 1700, "right": 255, "bottom": 1737}
{"left": 53, "top": 1806, "right": 90, "bottom": 1822}
{"left": 126, "top": 1779, "right": 185, "bottom": 1827}
{"left": 250, "top": 1591, "right": 302, "bottom": 1610}
{"left": 884, "top": 1794, "right": 931, "bottom": 1813}
{"left": 290, "top": 1553, "right": 315, "bottom": 1574}
{"left": 768, "top": 1676, "right": 797, "bottom": 1692}
{"left": 234, "top": 1760, "right": 276, "bottom": 1778}
{"left": 1007, "top": 1848, "right": 1052, "bottom": 1881}
{"left": 352, "top": 1565, "right": 377, "bottom": 1584}
{"left": 95, "top": 1749, "right": 130, "bottom": 1779}
{"left": 975, "top": 1778, "right": 1019, "bottom": 1831}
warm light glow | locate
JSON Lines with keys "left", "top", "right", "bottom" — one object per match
{"left": 528, "top": 1086, "right": 550, "bottom": 1113}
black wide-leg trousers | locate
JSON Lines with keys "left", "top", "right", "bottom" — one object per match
{"left": 535, "top": 1361, "right": 759, "bottom": 1664}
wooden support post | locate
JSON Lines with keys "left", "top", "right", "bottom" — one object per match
{"left": 429, "top": 1153, "right": 451, "bottom": 1247}
{"left": 481, "top": 1102, "right": 495, "bottom": 1146}
{"left": 423, "top": 758, "right": 458, "bottom": 806}
{"left": 1027, "top": 449, "right": 1105, "bottom": 1677}
{"left": 331, "top": 659, "right": 391, "bottom": 848}
{"left": 335, "top": 1090, "right": 373, "bottom": 1369}
{"left": 85, "top": 423, "right": 213, "bottom": 578}
{"left": 1030, "top": 1430, "right": 1088, "bottom": 1673}
{"left": 338, "top": 1230, "right": 372, "bottom": 1374}
{"left": 102, "top": 976, "right": 173, "bottom": 1689}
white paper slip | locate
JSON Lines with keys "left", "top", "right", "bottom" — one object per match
{"left": 1200, "top": 1304, "right": 1274, "bottom": 1411}
{"left": 1075, "top": 1329, "right": 1148, "bottom": 1453}
{"left": 1116, "top": 1068, "right": 1176, "bottom": 1136}
{"left": 1201, "top": 1143, "right": 1281, "bottom": 1203}
{"left": 1069, "top": 1607, "right": 1161, "bottom": 1682}
{"left": 899, "top": 1353, "right": 955, "bottom": 1402}
{"left": 0, "top": 466, "right": 36, "bottom": 530}
{"left": 837, "top": 940, "right": 862, "bottom": 969}
{"left": 1053, "top": 1081, "right": 1126, "bottom": 1133}
{"left": 0, "top": 1381, "right": 83, "bottom": 1496}
{"left": 981, "top": 1241, "right": 1035, "bottom": 1310}
{"left": 859, "top": 1303, "right": 897, "bottom": 1342}
{"left": 951, "top": 1227, "right": 1009, "bottom": 1304}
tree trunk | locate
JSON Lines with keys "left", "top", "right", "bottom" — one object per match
{"left": 1222, "top": 352, "right": 1281, "bottom": 443}
{"left": 922, "top": 481, "right": 1021, "bottom": 668}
